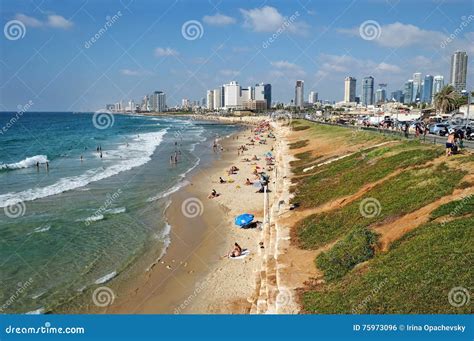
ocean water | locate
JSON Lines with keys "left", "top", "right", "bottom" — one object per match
{"left": 0, "top": 112, "right": 239, "bottom": 313}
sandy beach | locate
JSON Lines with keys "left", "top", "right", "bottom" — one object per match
{"left": 104, "top": 116, "right": 289, "bottom": 314}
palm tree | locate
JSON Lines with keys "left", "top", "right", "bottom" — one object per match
{"left": 433, "top": 85, "right": 459, "bottom": 115}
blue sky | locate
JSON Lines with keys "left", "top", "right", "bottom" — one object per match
{"left": 1, "top": 0, "right": 473, "bottom": 111}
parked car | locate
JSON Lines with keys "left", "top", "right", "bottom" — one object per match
{"left": 429, "top": 123, "right": 449, "bottom": 135}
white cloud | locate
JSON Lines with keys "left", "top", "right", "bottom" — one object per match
{"left": 154, "top": 47, "right": 179, "bottom": 57}
{"left": 315, "top": 54, "right": 402, "bottom": 80}
{"left": 47, "top": 14, "right": 73, "bottom": 29}
{"left": 338, "top": 22, "right": 445, "bottom": 48}
{"left": 240, "top": 6, "right": 309, "bottom": 35}
{"left": 14, "top": 13, "right": 73, "bottom": 29}
{"left": 270, "top": 60, "right": 306, "bottom": 77}
{"left": 120, "top": 69, "right": 152, "bottom": 76}
{"left": 203, "top": 13, "right": 236, "bottom": 26}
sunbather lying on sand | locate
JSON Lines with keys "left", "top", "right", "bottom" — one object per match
{"left": 245, "top": 178, "right": 252, "bottom": 185}
{"left": 227, "top": 242, "right": 242, "bottom": 258}
{"left": 208, "top": 189, "right": 219, "bottom": 199}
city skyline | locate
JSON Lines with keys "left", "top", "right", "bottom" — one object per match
{"left": 1, "top": 0, "right": 474, "bottom": 111}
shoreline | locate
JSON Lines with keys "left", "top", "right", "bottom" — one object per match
{"left": 106, "top": 115, "right": 276, "bottom": 314}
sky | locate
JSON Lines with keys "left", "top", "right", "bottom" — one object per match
{"left": 1, "top": 0, "right": 473, "bottom": 111}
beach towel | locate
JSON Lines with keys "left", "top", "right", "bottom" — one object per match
{"left": 229, "top": 249, "right": 250, "bottom": 259}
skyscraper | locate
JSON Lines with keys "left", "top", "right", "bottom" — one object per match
{"left": 361, "top": 76, "right": 374, "bottom": 106}
{"left": 308, "top": 91, "right": 318, "bottom": 104}
{"left": 224, "top": 81, "right": 241, "bottom": 109}
{"left": 422, "top": 75, "right": 433, "bottom": 103}
{"left": 344, "top": 77, "right": 356, "bottom": 102}
{"left": 254, "top": 83, "right": 272, "bottom": 109}
{"left": 375, "top": 88, "right": 386, "bottom": 103}
{"left": 391, "top": 90, "right": 404, "bottom": 103}
{"left": 295, "top": 80, "right": 304, "bottom": 108}
{"left": 450, "top": 51, "right": 468, "bottom": 93}
{"left": 433, "top": 75, "right": 444, "bottom": 101}
{"left": 412, "top": 72, "right": 422, "bottom": 102}
{"left": 213, "top": 88, "right": 221, "bottom": 109}
{"left": 404, "top": 80, "right": 414, "bottom": 104}
{"left": 206, "top": 90, "right": 214, "bottom": 110}
{"left": 151, "top": 91, "right": 166, "bottom": 112}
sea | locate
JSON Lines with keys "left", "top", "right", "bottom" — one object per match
{"left": 0, "top": 112, "right": 240, "bottom": 314}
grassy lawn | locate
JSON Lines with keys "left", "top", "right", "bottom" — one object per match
{"left": 316, "top": 228, "right": 378, "bottom": 281}
{"left": 291, "top": 143, "right": 443, "bottom": 209}
{"left": 430, "top": 195, "right": 474, "bottom": 220}
{"left": 301, "top": 216, "right": 474, "bottom": 314}
{"left": 289, "top": 140, "right": 309, "bottom": 149}
{"left": 295, "top": 163, "right": 466, "bottom": 249}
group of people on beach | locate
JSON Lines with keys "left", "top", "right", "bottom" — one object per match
{"left": 213, "top": 120, "right": 276, "bottom": 259}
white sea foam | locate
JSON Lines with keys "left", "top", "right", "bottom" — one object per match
{"left": 105, "top": 207, "right": 126, "bottom": 215}
{"left": 0, "top": 155, "right": 48, "bottom": 170}
{"left": 146, "top": 180, "right": 190, "bottom": 202}
{"left": 78, "top": 214, "right": 104, "bottom": 223}
{"left": 94, "top": 271, "right": 117, "bottom": 284}
{"left": 0, "top": 130, "right": 167, "bottom": 208}
{"left": 34, "top": 225, "right": 51, "bottom": 233}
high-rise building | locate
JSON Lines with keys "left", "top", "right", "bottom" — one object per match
{"left": 433, "top": 75, "right": 444, "bottom": 101}
{"left": 404, "top": 80, "right": 414, "bottom": 104}
{"left": 375, "top": 88, "right": 386, "bottom": 103}
{"left": 181, "top": 98, "right": 190, "bottom": 109}
{"left": 308, "top": 91, "right": 318, "bottom": 104}
{"left": 224, "top": 81, "right": 242, "bottom": 109}
{"left": 213, "top": 87, "right": 222, "bottom": 109}
{"left": 361, "top": 76, "right": 374, "bottom": 106}
{"left": 254, "top": 83, "right": 272, "bottom": 109}
{"left": 141, "top": 95, "right": 150, "bottom": 111}
{"left": 206, "top": 90, "right": 214, "bottom": 110}
{"left": 422, "top": 75, "right": 434, "bottom": 103}
{"left": 450, "top": 51, "right": 468, "bottom": 93}
{"left": 344, "top": 77, "right": 356, "bottom": 102}
{"left": 390, "top": 90, "right": 404, "bottom": 103}
{"left": 151, "top": 91, "right": 166, "bottom": 112}
{"left": 295, "top": 80, "right": 304, "bottom": 108}
{"left": 412, "top": 72, "right": 422, "bottom": 102}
